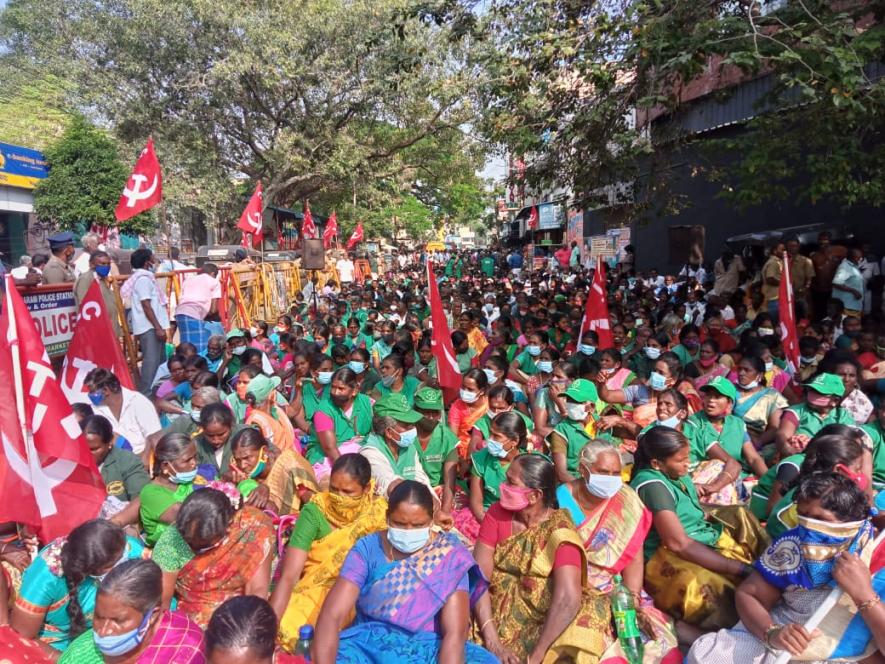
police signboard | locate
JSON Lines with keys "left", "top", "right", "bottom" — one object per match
{"left": 21, "top": 286, "right": 78, "bottom": 356}
{"left": 0, "top": 142, "right": 49, "bottom": 189}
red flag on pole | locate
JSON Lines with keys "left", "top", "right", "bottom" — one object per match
{"left": 323, "top": 211, "right": 338, "bottom": 249}
{"left": 115, "top": 137, "right": 163, "bottom": 222}
{"left": 580, "top": 257, "right": 613, "bottom": 348}
{"left": 346, "top": 222, "right": 364, "bottom": 250}
{"left": 302, "top": 202, "right": 318, "bottom": 239}
{"left": 61, "top": 279, "right": 134, "bottom": 405}
{"left": 0, "top": 277, "right": 106, "bottom": 542}
{"left": 236, "top": 181, "right": 264, "bottom": 248}
{"left": 779, "top": 251, "right": 800, "bottom": 374}
{"left": 526, "top": 206, "right": 539, "bottom": 230}
{"left": 427, "top": 261, "right": 462, "bottom": 398}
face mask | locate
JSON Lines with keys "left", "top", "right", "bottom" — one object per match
{"left": 699, "top": 357, "right": 717, "bottom": 368}
{"left": 317, "top": 371, "right": 334, "bottom": 385}
{"left": 648, "top": 371, "right": 667, "bottom": 391}
{"left": 635, "top": 318, "right": 644, "bottom": 327}
{"left": 93, "top": 608, "right": 154, "bottom": 656}
{"left": 394, "top": 427, "right": 418, "bottom": 448}
{"left": 485, "top": 438, "right": 509, "bottom": 458}
{"left": 231, "top": 345, "right": 246, "bottom": 356}
{"left": 566, "top": 402, "right": 587, "bottom": 421}
{"left": 483, "top": 368, "right": 499, "bottom": 384}
{"left": 758, "top": 327, "right": 775, "bottom": 337}
{"left": 683, "top": 313, "right": 693, "bottom": 323}
{"left": 835, "top": 463, "right": 870, "bottom": 491}
{"left": 526, "top": 345, "right": 541, "bottom": 357}
{"left": 795, "top": 515, "right": 869, "bottom": 587}
{"left": 499, "top": 483, "right": 533, "bottom": 511}
{"left": 189, "top": 409, "right": 201, "bottom": 423}
{"left": 349, "top": 360, "right": 366, "bottom": 374}
{"left": 94, "top": 265, "right": 111, "bottom": 278}
{"left": 807, "top": 391, "right": 833, "bottom": 408}
{"left": 585, "top": 473, "right": 623, "bottom": 499}
{"left": 800, "top": 355, "right": 816, "bottom": 365}
{"left": 682, "top": 339, "right": 700, "bottom": 349}
{"left": 381, "top": 373, "right": 398, "bottom": 388}
{"left": 764, "top": 361, "right": 774, "bottom": 372}
{"left": 739, "top": 379, "right": 759, "bottom": 390}
{"left": 657, "top": 414, "right": 681, "bottom": 428}
{"left": 275, "top": 326, "right": 287, "bottom": 333}
{"left": 387, "top": 525, "right": 431, "bottom": 554}
{"left": 460, "top": 389, "right": 479, "bottom": 404}
{"left": 536, "top": 360, "right": 553, "bottom": 373}
{"left": 579, "top": 344, "right": 596, "bottom": 356}
{"left": 249, "top": 450, "right": 269, "bottom": 479}
{"left": 88, "top": 390, "right": 106, "bottom": 407}
{"left": 170, "top": 468, "right": 197, "bottom": 485}
{"left": 644, "top": 346, "right": 661, "bottom": 360}
{"left": 382, "top": 334, "right": 395, "bottom": 345}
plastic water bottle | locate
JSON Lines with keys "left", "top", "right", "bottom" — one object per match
{"left": 294, "top": 624, "right": 313, "bottom": 661}
{"left": 611, "top": 574, "right": 643, "bottom": 664}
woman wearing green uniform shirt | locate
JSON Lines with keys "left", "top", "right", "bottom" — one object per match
{"left": 671, "top": 324, "right": 702, "bottom": 367}
{"left": 139, "top": 433, "right": 198, "bottom": 547}
{"left": 471, "top": 384, "right": 535, "bottom": 456}
{"left": 304, "top": 367, "right": 374, "bottom": 469}
{"left": 349, "top": 347, "right": 381, "bottom": 394}
{"left": 508, "top": 331, "right": 547, "bottom": 384}
{"left": 370, "top": 352, "right": 422, "bottom": 407}
{"left": 369, "top": 320, "right": 396, "bottom": 370}
{"left": 413, "top": 387, "right": 460, "bottom": 516}
{"left": 547, "top": 379, "right": 597, "bottom": 484}
{"left": 415, "top": 337, "right": 438, "bottom": 389}
{"left": 630, "top": 426, "right": 767, "bottom": 632}
{"left": 774, "top": 372, "right": 852, "bottom": 456}
{"left": 291, "top": 354, "right": 334, "bottom": 432}
{"left": 863, "top": 399, "right": 885, "bottom": 489}
{"left": 344, "top": 317, "right": 373, "bottom": 351}
{"left": 451, "top": 330, "right": 478, "bottom": 372}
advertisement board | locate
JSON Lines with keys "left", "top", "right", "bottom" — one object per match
{"left": 22, "top": 287, "right": 78, "bottom": 356}
{"left": 0, "top": 142, "right": 49, "bottom": 189}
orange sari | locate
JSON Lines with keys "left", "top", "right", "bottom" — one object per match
{"left": 448, "top": 399, "right": 488, "bottom": 456}
{"left": 246, "top": 406, "right": 296, "bottom": 452}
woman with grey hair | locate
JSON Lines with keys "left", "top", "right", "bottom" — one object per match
{"left": 555, "top": 440, "right": 680, "bottom": 660}
{"left": 58, "top": 559, "right": 205, "bottom": 662}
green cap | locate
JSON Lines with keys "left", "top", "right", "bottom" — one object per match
{"left": 554, "top": 294, "right": 567, "bottom": 303}
{"left": 413, "top": 387, "right": 444, "bottom": 411}
{"left": 373, "top": 393, "right": 423, "bottom": 423}
{"left": 226, "top": 328, "right": 246, "bottom": 340}
{"left": 699, "top": 375, "right": 737, "bottom": 402}
{"left": 805, "top": 372, "right": 845, "bottom": 397}
{"left": 563, "top": 378, "right": 598, "bottom": 403}
{"left": 246, "top": 374, "right": 281, "bottom": 402}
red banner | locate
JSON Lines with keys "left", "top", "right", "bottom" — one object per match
{"left": 0, "top": 277, "right": 106, "bottom": 542}
{"left": 346, "top": 221, "right": 364, "bottom": 250}
{"left": 580, "top": 257, "right": 613, "bottom": 348}
{"left": 302, "top": 202, "right": 318, "bottom": 239}
{"left": 779, "top": 252, "right": 800, "bottom": 374}
{"left": 323, "top": 211, "right": 338, "bottom": 249}
{"left": 427, "top": 261, "right": 461, "bottom": 396}
{"left": 526, "top": 206, "right": 539, "bottom": 230}
{"left": 237, "top": 181, "right": 264, "bottom": 248}
{"left": 115, "top": 137, "right": 163, "bottom": 222}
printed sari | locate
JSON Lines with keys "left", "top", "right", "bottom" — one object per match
{"left": 278, "top": 489, "right": 388, "bottom": 651}
{"left": 58, "top": 610, "right": 205, "bottom": 664}
{"left": 491, "top": 509, "right": 612, "bottom": 663}
{"left": 448, "top": 399, "right": 488, "bottom": 453}
{"left": 336, "top": 532, "right": 496, "bottom": 663}
{"left": 732, "top": 387, "right": 786, "bottom": 439}
{"left": 556, "top": 484, "right": 681, "bottom": 663}
{"left": 176, "top": 507, "right": 274, "bottom": 627}
{"left": 693, "top": 364, "right": 730, "bottom": 390}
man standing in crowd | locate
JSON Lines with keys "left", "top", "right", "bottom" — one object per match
{"left": 121, "top": 248, "right": 169, "bottom": 395}
{"left": 785, "top": 235, "right": 814, "bottom": 317}
{"left": 832, "top": 246, "right": 865, "bottom": 319}
{"left": 336, "top": 251, "right": 356, "bottom": 285}
{"left": 174, "top": 262, "right": 221, "bottom": 354}
{"left": 811, "top": 230, "right": 847, "bottom": 320}
{"left": 73, "top": 249, "right": 121, "bottom": 335}
{"left": 41, "top": 231, "right": 76, "bottom": 284}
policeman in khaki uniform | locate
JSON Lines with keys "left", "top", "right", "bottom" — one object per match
{"left": 41, "top": 231, "right": 77, "bottom": 284}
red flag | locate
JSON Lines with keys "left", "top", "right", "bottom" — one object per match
{"left": 236, "top": 181, "right": 264, "bottom": 248}
{"left": 115, "top": 137, "right": 163, "bottom": 222}
{"left": 61, "top": 279, "right": 134, "bottom": 406}
{"left": 323, "top": 211, "right": 338, "bottom": 249}
{"left": 240, "top": 232, "right": 250, "bottom": 248}
{"left": 302, "top": 202, "right": 318, "bottom": 239}
{"left": 346, "top": 221, "right": 364, "bottom": 250}
{"left": 0, "top": 277, "right": 106, "bottom": 542}
{"left": 580, "top": 257, "right": 613, "bottom": 348}
{"left": 526, "top": 206, "right": 539, "bottom": 230}
{"left": 779, "top": 251, "right": 800, "bottom": 374}
{"left": 427, "top": 261, "right": 461, "bottom": 395}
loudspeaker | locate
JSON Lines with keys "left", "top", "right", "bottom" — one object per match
{"left": 303, "top": 238, "right": 326, "bottom": 270}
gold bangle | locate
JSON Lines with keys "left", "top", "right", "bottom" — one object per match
{"left": 859, "top": 596, "right": 881, "bottom": 612}
{"left": 479, "top": 618, "right": 494, "bottom": 633}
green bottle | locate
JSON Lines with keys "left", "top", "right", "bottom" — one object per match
{"left": 611, "top": 574, "right": 643, "bottom": 664}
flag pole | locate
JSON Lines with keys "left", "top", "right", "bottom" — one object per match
{"left": 3, "top": 277, "right": 33, "bottom": 471}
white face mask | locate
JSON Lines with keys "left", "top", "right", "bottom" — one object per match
{"left": 566, "top": 403, "right": 587, "bottom": 421}
{"left": 585, "top": 473, "right": 623, "bottom": 499}
{"left": 231, "top": 345, "right": 246, "bottom": 356}
{"left": 460, "top": 389, "right": 479, "bottom": 404}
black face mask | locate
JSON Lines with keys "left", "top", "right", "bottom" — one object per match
{"left": 382, "top": 334, "right": 394, "bottom": 345}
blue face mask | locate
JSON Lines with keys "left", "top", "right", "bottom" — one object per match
{"left": 485, "top": 438, "right": 508, "bottom": 458}
{"left": 585, "top": 473, "right": 623, "bottom": 499}
{"left": 526, "top": 345, "right": 541, "bottom": 357}
{"left": 579, "top": 344, "right": 596, "bottom": 356}
{"left": 93, "top": 608, "right": 154, "bottom": 656}
{"left": 536, "top": 360, "right": 553, "bottom": 373}
{"left": 645, "top": 346, "right": 662, "bottom": 360}
{"left": 94, "top": 265, "right": 111, "bottom": 278}
{"left": 348, "top": 360, "right": 366, "bottom": 374}
{"left": 170, "top": 468, "right": 197, "bottom": 485}
{"left": 483, "top": 368, "right": 499, "bottom": 384}
{"left": 387, "top": 525, "right": 431, "bottom": 554}
{"left": 648, "top": 371, "right": 667, "bottom": 391}
{"left": 88, "top": 390, "right": 106, "bottom": 406}
{"left": 657, "top": 414, "right": 681, "bottom": 428}
{"left": 317, "top": 371, "right": 334, "bottom": 385}
{"left": 381, "top": 373, "right": 397, "bottom": 387}
{"left": 395, "top": 427, "right": 418, "bottom": 448}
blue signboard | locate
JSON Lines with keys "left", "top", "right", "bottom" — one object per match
{"left": 538, "top": 203, "right": 561, "bottom": 230}
{"left": 0, "top": 142, "right": 49, "bottom": 189}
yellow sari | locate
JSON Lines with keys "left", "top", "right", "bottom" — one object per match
{"left": 278, "top": 488, "right": 388, "bottom": 650}
{"left": 491, "top": 509, "right": 611, "bottom": 663}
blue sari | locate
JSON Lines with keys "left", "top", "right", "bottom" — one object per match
{"left": 336, "top": 531, "right": 496, "bottom": 663}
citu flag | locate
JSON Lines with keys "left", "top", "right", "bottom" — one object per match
{"left": 526, "top": 206, "right": 539, "bottom": 230}
{"left": 0, "top": 276, "right": 106, "bottom": 542}
{"left": 236, "top": 181, "right": 264, "bottom": 248}
{"left": 323, "top": 211, "right": 338, "bottom": 249}
{"left": 302, "top": 202, "right": 318, "bottom": 239}
{"left": 779, "top": 251, "right": 800, "bottom": 374}
{"left": 61, "top": 279, "right": 135, "bottom": 405}
{"left": 426, "top": 261, "right": 461, "bottom": 401}
{"left": 115, "top": 137, "right": 163, "bottom": 222}
{"left": 346, "top": 221, "right": 364, "bottom": 250}
{"left": 580, "top": 256, "right": 613, "bottom": 348}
